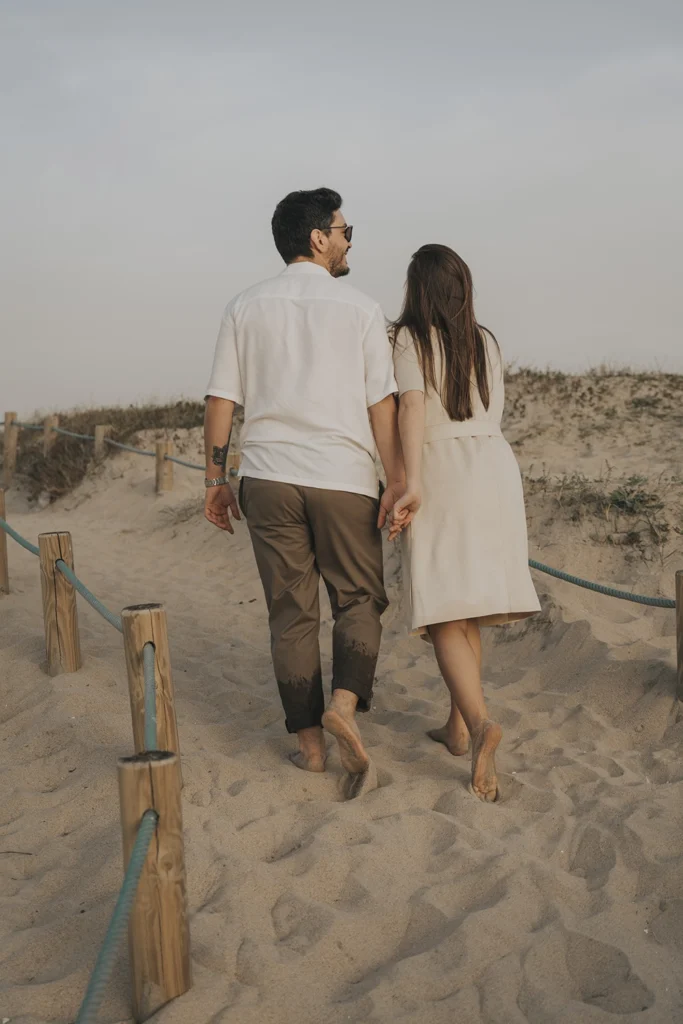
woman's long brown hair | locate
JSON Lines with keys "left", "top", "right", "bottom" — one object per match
{"left": 390, "top": 244, "right": 497, "bottom": 421}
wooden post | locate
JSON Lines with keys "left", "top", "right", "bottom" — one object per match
{"left": 122, "top": 604, "right": 180, "bottom": 756}
{"left": 94, "top": 424, "right": 112, "bottom": 459}
{"left": 43, "top": 415, "right": 59, "bottom": 456}
{"left": 118, "top": 751, "right": 191, "bottom": 1022}
{"left": 677, "top": 570, "right": 683, "bottom": 703}
{"left": 0, "top": 490, "right": 8, "bottom": 595}
{"left": 155, "top": 441, "right": 173, "bottom": 493}
{"left": 38, "top": 532, "right": 82, "bottom": 675}
{"left": 3, "top": 412, "right": 18, "bottom": 489}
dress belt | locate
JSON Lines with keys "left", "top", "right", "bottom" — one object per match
{"left": 423, "top": 420, "right": 503, "bottom": 442}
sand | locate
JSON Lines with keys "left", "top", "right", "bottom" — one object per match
{"left": 1, "top": 375, "right": 682, "bottom": 1023}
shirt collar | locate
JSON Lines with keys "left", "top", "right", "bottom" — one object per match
{"left": 282, "top": 261, "right": 331, "bottom": 277}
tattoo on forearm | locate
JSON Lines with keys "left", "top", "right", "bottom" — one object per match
{"left": 212, "top": 443, "right": 229, "bottom": 469}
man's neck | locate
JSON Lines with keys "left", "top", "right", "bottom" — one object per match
{"left": 290, "top": 256, "right": 330, "bottom": 272}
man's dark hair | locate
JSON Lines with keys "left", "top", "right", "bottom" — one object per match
{"left": 271, "top": 188, "right": 342, "bottom": 264}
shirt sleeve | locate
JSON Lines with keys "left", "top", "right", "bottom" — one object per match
{"left": 205, "top": 301, "right": 244, "bottom": 405}
{"left": 392, "top": 328, "right": 425, "bottom": 396}
{"left": 363, "top": 304, "right": 398, "bottom": 407}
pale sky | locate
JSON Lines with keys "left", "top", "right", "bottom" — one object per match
{"left": 1, "top": 1, "right": 682, "bottom": 417}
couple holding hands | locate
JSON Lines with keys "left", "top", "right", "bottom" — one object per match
{"left": 203, "top": 187, "right": 539, "bottom": 802}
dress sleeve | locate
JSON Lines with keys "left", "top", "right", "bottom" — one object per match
{"left": 392, "top": 329, "right": 425, "bottom": 396}
{"left": 363, "top": 304, "right": 398, "bottom": 407}
{"left": 205, "top": 300, "right": 245, "bottom": 405}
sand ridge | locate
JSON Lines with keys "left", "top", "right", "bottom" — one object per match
{"left": 0, "top": 390, "right": 682, "bottom": 1023}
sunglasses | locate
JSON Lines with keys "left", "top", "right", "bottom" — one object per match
{"left": 328, "top": 224, "right": 353, "bottom": 243}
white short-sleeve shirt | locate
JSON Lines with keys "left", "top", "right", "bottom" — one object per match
{"left": 205, "top": 262, "right": 397, "bottom": 498}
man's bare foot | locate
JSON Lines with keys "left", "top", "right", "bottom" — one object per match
{"left": 427, "top": 724, "right": 470, "bottom": 757}
{"left": 290, "top": 725, "right": 326, "bottom": 773}
{"left": 322, "top": 697, "right": 369, "bottom": 775}
{"left": 470, "top": 720, "right": 502, "bottom": 802}
{"left": 288, "top": 750, "right": 326, "bottom": 773}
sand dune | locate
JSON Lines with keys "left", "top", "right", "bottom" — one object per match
{"left": 1, "top": 374, "right": 682, "bottom": 1023}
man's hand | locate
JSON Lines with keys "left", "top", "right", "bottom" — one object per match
{"left": 378, "top": 480, "right": 406, "bottom": 530}
{"left": 386, "top": 488, "right": 422, "bottom": 541}
{"left": 204, "top": 483, "right": 241, "bottom": 534}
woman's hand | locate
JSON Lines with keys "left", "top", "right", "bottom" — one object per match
{"left": 387, "top": 488, "right": 422, "bottom": 541}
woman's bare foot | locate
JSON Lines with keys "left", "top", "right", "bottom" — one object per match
{"left": 322, "top": 693, "right": 370, "bottom": 775}
{"left": 288, "top": 750, "right": 326, "bottom": 773}
{"left": 470, "top": 720, "right": 502, "bottom": 802}
{"left": 427, "top": 724, "right": 470, "bottom": 757}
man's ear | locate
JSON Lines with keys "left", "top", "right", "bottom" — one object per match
{"left": 310, "top": 228, "right": 325, "bottom": 255}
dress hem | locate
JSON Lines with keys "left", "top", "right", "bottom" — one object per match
{"left": 412, "top": 607, "right": 539, "bottom": 641}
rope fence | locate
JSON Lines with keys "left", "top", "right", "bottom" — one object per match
{"left": 2, "top": 412, "right": 238, "bottom": 495}
{"left": 0, "top": 486, "right": 191, "bottom": 1022}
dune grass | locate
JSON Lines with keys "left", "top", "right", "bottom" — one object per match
{"left": 524, "top": 469, "right": 679, "bottom": 555}
{"left": 5, "top": 401, "right": 208, "bottom": 501}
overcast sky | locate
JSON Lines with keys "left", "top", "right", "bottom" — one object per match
{"left": 1, "top": 1, "right": 682, "bottom": 416}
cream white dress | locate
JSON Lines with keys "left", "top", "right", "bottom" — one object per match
{"left": 393, "top": 328, "right": 540, "bottom": 635}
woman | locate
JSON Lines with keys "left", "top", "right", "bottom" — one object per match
{"left": 388, "top": 244, "right": 540, "bottom": 802}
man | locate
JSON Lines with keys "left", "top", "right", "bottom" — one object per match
{"left": 203, "top": 187, "right": 404, "bottom": 798}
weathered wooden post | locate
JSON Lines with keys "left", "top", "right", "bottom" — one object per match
{"left": 38, "top": 532, "right": 82, "bottom": 675}
{"left": 43, "top": 415, "right": 59, "bottom": 456}
{"left": 3, "top": 412, "right": 18, "bottom": 489}
{"left": 155, "top": 441, "right": 174, "bottom": 493}
{"left": 94, "top": 424, "right": 112, "bottom": 459}
{"left": 0, "top": 490, "right": 9, "bottom": 595}
{"left": 122, "top": 604, "right": 180, "bottom": 756}
{"left": 118, "top": 751, "right": 191, "bottom": 1022}
{"left": 676, "top": 570, "right": 683, "bottom": 703}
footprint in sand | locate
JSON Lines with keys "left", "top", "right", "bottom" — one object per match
{"left": 271, "top": 892, "right": 334, "bottom": 954}
{"left": 569, "top": 824, "right": 616, "bottom": 891}
{"left": 565, "top": 931, "right": 654, "bottom": 1014}
{"left": 522, "top": 927, "right": 654, "bottom": 1017}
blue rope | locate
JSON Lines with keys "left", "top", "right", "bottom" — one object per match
{"left": 529, "top": 559, "right": 675, "bottom": 608}
{"left": 51, "top": 426, "right": 97, "bottom": 441}
{"left": 10, "top": 424, "right": 158, "bottom": 457}
{"left": 0, "top": 517, "right": 39, "bottom": 556}
{"left": 104, "top": 437, "right": 155, "bottom": 457}
{"left": 55, "top": 560, "right": 123, "bottom": 632}
{"left": 164, "top": 454, "right": 239, "bottom": 477}
{"left": 164, "top": 454, "right": 204, "bottom": 470}
{"left": 75, "top": 809, "right": 158, "bottom": 1024}
{"left": 143, "top": 642, "right": 157, "bottom": 750}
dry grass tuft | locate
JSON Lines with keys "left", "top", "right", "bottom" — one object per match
{"left": 6, "top": 401, "right": 207, "bottom": 502}
{"left": 524, "top": 469, "right": 678, "bottom": 555}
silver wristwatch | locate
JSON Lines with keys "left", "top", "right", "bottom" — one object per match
{"left": 204, "top": 475, "right": 228, "bottom": 488}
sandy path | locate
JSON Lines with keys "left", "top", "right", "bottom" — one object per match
{"left": 0, "top": 442, "right": 681, "bottom": 1024}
